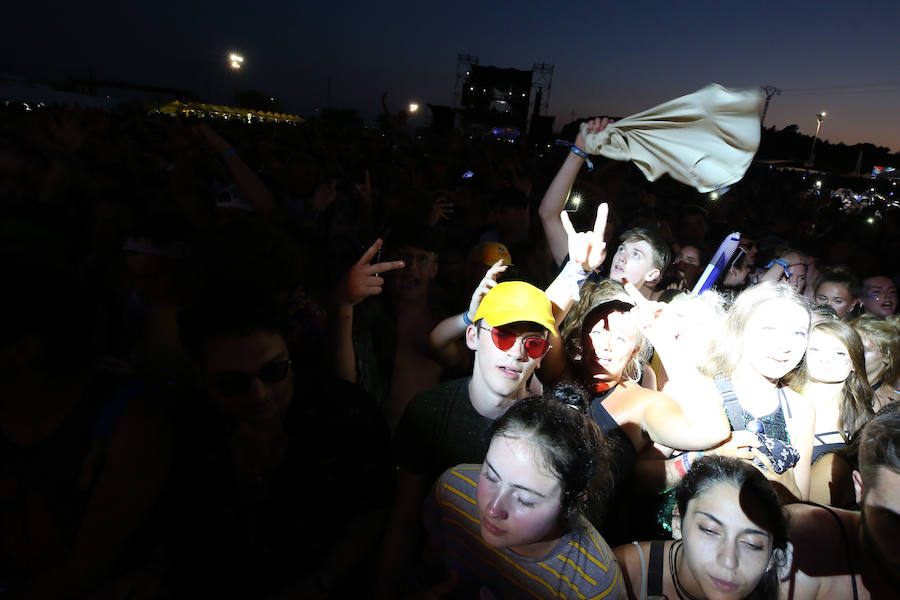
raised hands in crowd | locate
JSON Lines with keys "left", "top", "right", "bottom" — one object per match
{"left": 0, "top": 101, "right": 897, "bottom": 600}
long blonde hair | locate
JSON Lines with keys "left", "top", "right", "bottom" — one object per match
{"left": 560, "top": 279, "right": 649, "bottom": 382}
{"left": 700, "top": 282, "right": 812, "bottom": 391}
{"left": 851, "top": 314, "right": 900, "bottom": 385}
{"left": 808, "top": 320, "right": 875, "bottom": 438}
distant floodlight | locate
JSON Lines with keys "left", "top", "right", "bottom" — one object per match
{"left": 710, "top": 191, "right": 719, "bottom": 201}
{"left": 569, "top": 193, "right": 582, "bottom": 208}
{"left": 229, "top": 53, "right": 244, "bottom": 70}
{"left": 815, "top": 180, "right": 822, "bottom": 188}
{"left": 408, "top": 103, "right": 419, "bottom": 113}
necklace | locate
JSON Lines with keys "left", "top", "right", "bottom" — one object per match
{"left": 669, "top": 541, "right": 702, "bottom": 600}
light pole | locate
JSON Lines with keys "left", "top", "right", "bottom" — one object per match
{"left": 807, "top": 111, "right": 826, "bottom": 167}
{"left": 227, "top": 52, "right": 244, "bottom": 106}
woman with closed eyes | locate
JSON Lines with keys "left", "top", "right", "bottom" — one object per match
{"left": 423, "top": 384, "right": 627, "bottom": 599}
{"left": 615, "top": 455, "right": 791, "bottom": 600}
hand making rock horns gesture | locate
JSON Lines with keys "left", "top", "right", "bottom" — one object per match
{"left": 561, "top": 202, "right": 609, "bottom": 272}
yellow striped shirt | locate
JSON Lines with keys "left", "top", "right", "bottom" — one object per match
{"left": 426, "top": 465, "right": 627, "bottom": 599}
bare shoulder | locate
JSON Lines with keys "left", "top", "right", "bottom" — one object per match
{"left": 787, "top": 503, "right": 856, "bottom": 533}
{"left": 787, "top": 504, "right": 859, "bottom": 575}
{"left": 615, "top": 381, "right": 672, "bottom": 420}
{"left": 612, "top": 539, "right": 644, "bottom": 569}
{"left": 621, "top": 380, "right": 663, "bottom": 402}
{"left": 613, "top": 540, "right": 660, "bottom": 600}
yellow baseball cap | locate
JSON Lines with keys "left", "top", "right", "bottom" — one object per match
{"left": 473, "top": 281, "right": 557, "bottom": 335}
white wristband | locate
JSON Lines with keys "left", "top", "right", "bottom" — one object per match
{"left": 558, "top": 261, "right": 591, "bottom": 302}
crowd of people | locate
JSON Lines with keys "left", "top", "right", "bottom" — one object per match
{"left": 0, "top": 100, "right": 898, "bottom": 599}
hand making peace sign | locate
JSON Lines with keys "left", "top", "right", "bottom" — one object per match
{"left": 337, "top": 239, "right": 406, "bottom": 306}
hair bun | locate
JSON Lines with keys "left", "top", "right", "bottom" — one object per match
{"left": 545, "top": 381, "right": 592, "bottom": 414}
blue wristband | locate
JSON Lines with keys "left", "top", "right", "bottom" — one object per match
{"left": 462, "top": 312, "right": 473, "bottom": 326}
{"left": 554, "top": 140, "right": 594, "bottom": 171}
{"left": 764, "top": 258, "right": 792, "bottom": 278}
{"left": 220, "top": 147, "right": 237, "bottom": 159}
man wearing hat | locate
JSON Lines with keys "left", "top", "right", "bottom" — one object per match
{"left": 377, "top": 281, "right": 556, "bottom": 599}
{"left": 393, "top": 280, "right": 556, "bottom": 487}
{"left": 377, "top": 205, "right": 610, "bottom": 599}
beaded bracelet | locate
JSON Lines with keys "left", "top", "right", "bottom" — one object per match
{"left": 675, "top": 451, "right": 704, "bottom": 478}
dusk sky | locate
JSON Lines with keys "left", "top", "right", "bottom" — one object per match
{"left": 5, "top": 1, "right": 900, "bottom": 152}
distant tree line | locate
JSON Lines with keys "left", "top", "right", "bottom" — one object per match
{"left": 757, "top": 124, "right": 898, "bottom": 175}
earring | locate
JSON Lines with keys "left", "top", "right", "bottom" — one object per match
{"left": 629, "top": 357, "right": 642, "bottom": 381}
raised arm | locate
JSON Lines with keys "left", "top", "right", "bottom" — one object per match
{"left": 333, "top": 239, "right": 405, "bottom": 382}
{"left": 538, "top": 118, "right": 611, "bottom": 266}
{"left": 429, "top": 259, "right": 507, "bottom": 366}
{"left": 540, "top": 203, "right": 609, "bottom": 382}
{"left": 623, "top": 283, "right": 731, "bottom": 450}
{"left": 192, "top": 123, "right": 278, "bottom": 219}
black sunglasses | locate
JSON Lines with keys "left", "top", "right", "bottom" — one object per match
{"left": 209, "top": 358, "right": 292, "bottom": 397}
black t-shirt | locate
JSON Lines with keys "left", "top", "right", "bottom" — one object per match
{"left": 393, "top": 377, "right": 493, "bottom": 485}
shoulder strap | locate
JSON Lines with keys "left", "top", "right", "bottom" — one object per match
{"left": 647, "top": 540, "right": 665, "bottom": 597}
{"left": 795, "top": 502, "right": 858, "bottom": 600}
{"left": 632, "top": 541, "right": 649, "bottom": 600}
{"left": 714, "top": 375, "right": 744, "bottom": 431}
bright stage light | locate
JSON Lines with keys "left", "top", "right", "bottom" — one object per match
{"left": 408, "top": 103, "right": 419, "bottom": 113}
{"left": 229, "top": 53, "right": 244, "bottom": 70}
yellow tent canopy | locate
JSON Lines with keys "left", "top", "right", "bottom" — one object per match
{"left": 152, "top": 100, "right": 304, "bottom": 123}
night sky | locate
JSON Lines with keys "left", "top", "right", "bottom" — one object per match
{"left": 5, "top": 0, "right": 900, "bottom": 152}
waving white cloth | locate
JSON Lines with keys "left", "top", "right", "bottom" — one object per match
{"left": 580, "top": 84, "right": 764, "bottom": 193}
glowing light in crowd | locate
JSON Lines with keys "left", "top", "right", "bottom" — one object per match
{"left": 569, "top": 193, "right": 582, "bottom": 208}
{"left": 815, "top": 181, "right": 822, "bottom": 188}
{"left": 229, "top": 53, "right": 244, "bottom": 70}
{"left": 709, "top": 191, "right": 719, "bottom": 200}
{"left": 408, "top": 103, "right": 419, "bottom": 113}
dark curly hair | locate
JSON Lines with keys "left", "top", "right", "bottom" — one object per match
{"left": 485, "top": 382, "right": 613, "bottom": 529}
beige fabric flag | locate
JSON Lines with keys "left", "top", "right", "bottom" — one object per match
{"left": 580, "top": 84, "right": 764, "bottom": 193}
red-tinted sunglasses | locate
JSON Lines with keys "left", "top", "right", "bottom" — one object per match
{"left": 479, "top": 325, "right": 550, "bottom": 359}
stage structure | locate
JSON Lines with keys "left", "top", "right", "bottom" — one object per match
{"left": 529, "top": 62, "right": 555, "bottom": 146}
{"left": 530, "top": 63, "right": 553, "bottom": 118}
{"left": 452, "top": 55, "right": 554, "bottom": 141}
{"left": 453, "top": 53, "right": 479, "bottom": 110}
